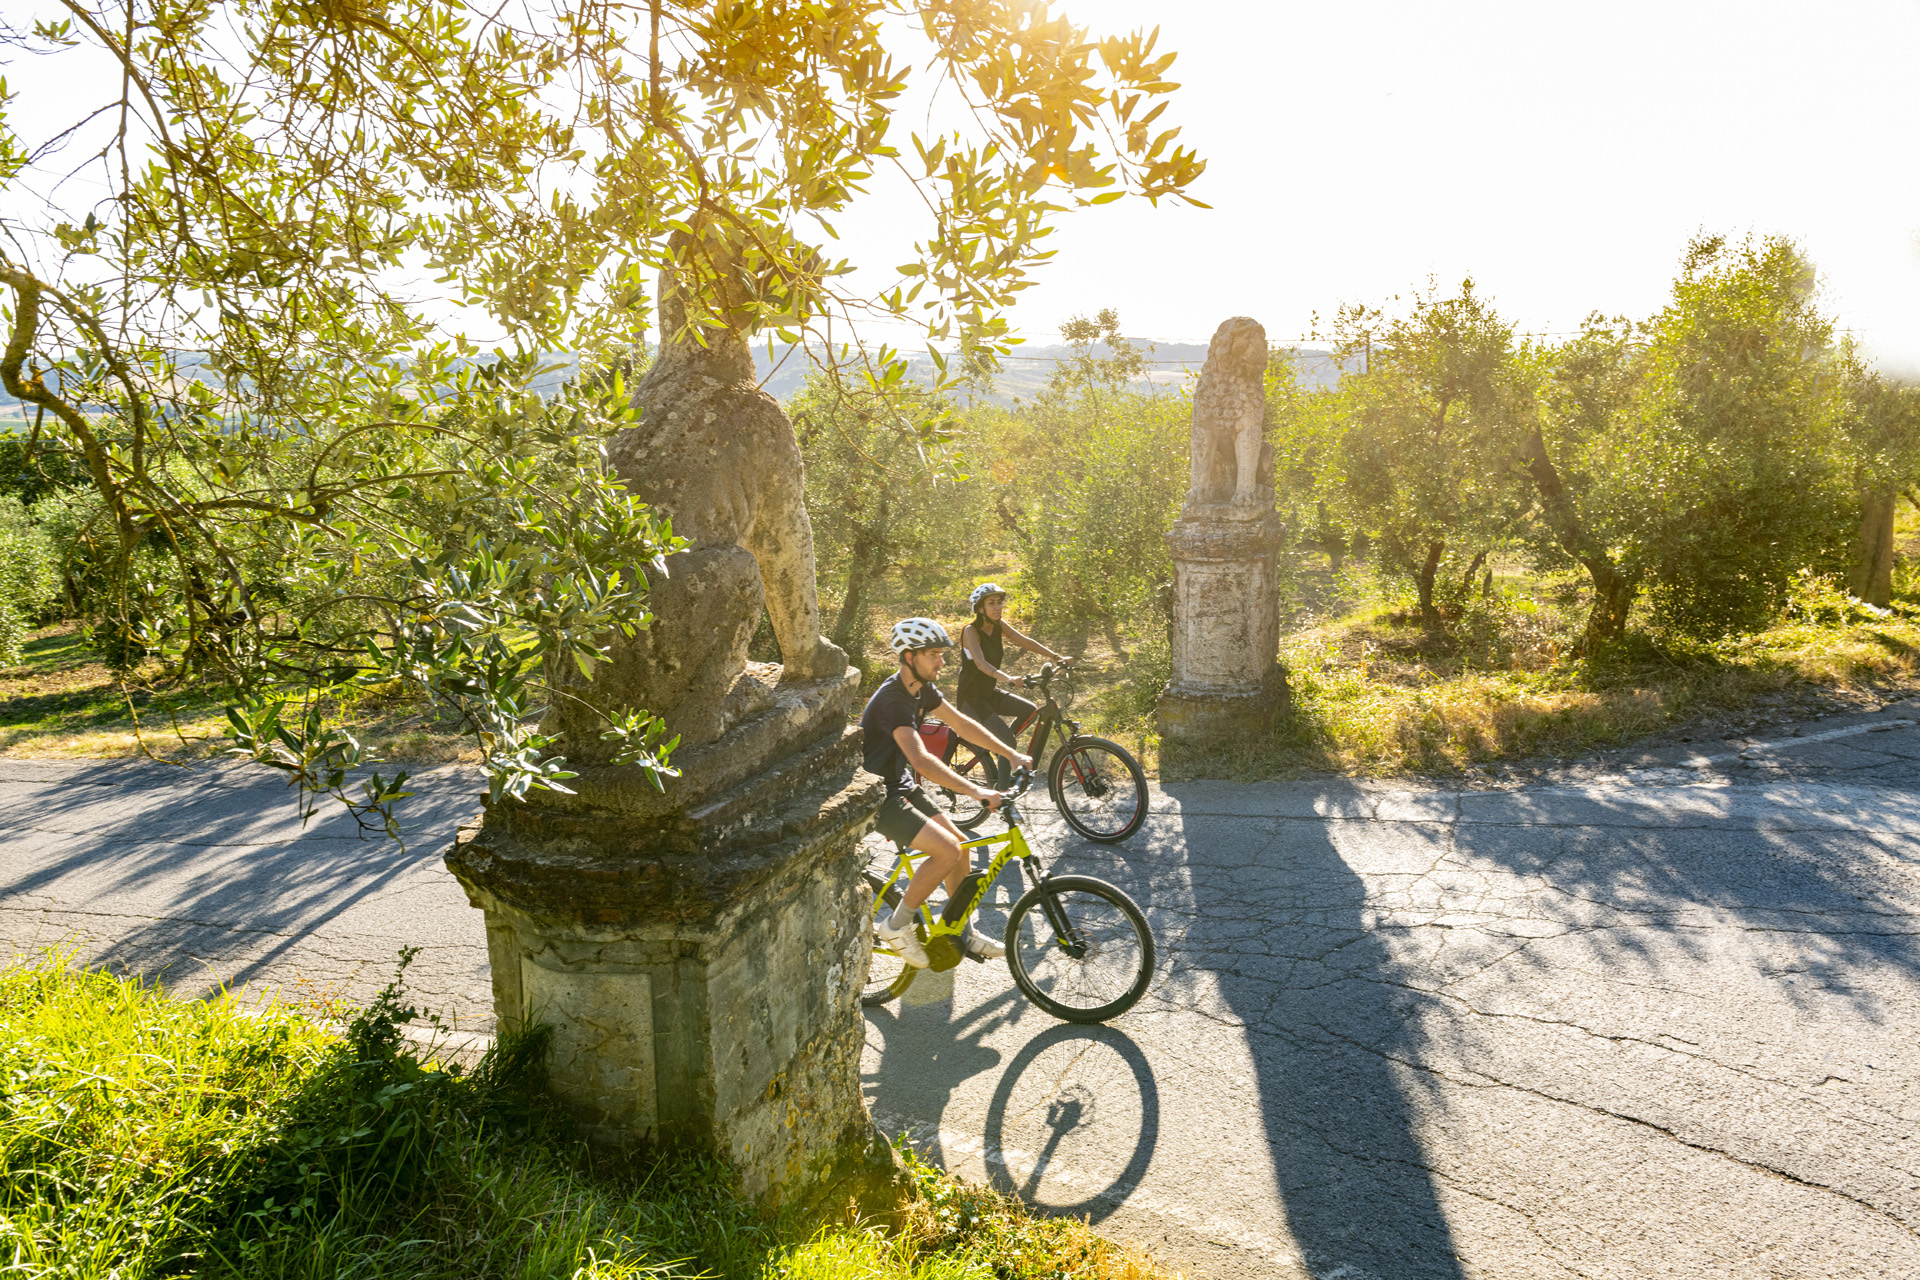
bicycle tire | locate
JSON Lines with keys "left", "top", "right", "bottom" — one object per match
{"left": 1049, "top": 737, "right": 1148, "bottom": 843}
{"left": 861, "top": 869, "right": 910, "bottom": 1006}
{"left": 1004, "top": 874, "right": 1154, "bottom": 1023}
{"left": 936, "top": 746, "right": 995, "bottom": 830}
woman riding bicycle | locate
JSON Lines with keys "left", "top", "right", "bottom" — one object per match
{"left": 958, "top": 583, "right": 1074, "bottom": 786}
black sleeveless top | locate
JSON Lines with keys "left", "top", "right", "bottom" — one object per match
{"left": 957, "top": 620, "right": 1003, "bottom": 706}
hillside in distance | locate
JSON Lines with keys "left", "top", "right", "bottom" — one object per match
{"left": 0, "top": 341, "right": 1354, "bottom": 426}
{"left": 751, "top": 339, "right": 1353, "bottom": 405}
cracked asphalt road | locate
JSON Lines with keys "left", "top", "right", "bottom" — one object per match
{"left": 4, "top": 702, "right": 1918, "bottom": 1278}
{"left": 865, "top": 703, "right": 1920, "bottom": 1279}
{"left": 0, "top": 758, "right": 490, "bottom": 1018}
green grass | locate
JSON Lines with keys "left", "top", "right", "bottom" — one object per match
{"left": 0, "top": 953, "right": 1179, "bottom": 1280}
{"left": 0, "top": 625, "right": 226, "bottom": 756}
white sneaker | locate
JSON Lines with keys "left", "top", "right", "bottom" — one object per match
{"left": 875, "top": 917, "right": 930, "bottom": 968}
{"left": 963, "top": 925, "right": 1006, "bottom": 961}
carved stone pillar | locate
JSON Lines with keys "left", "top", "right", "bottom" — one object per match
{"left": 1157, "top": 508, "right": 1290, "bottom": 760}
{"left": 1156, "top": 314, "right": 1291, "bottom": 766}
{"left": 444, "top": 252, "right": 898, "bottom": 1214}
{"left": 445, "top": 668, "right": 900, "bottom": 1212}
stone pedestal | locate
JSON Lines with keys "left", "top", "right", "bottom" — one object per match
{"left": 443, "top": 666, "right": 901, "bottom": 1213}
{"left": 1157, "top": 506, "right": 1290, "bottom": 761}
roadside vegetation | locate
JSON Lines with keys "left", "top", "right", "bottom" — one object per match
{"left": 796, "top": 249, "right": 1920, "bottom": 778}
{"left": 0, "top": 953, "right": 1175, "bottom": 1280}
{"left": 10, "top": 266, "right": 1920, "bottom": 776}
{"left": 0, "top": 623, "right": 474, "bottom": 763}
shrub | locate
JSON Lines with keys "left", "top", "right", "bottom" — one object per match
{"left": 0, "top": 498, "right": 60, "bottom": 665}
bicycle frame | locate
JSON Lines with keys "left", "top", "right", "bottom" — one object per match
{"left": 871, "top": 796, "right": 1088, "bottom": 992}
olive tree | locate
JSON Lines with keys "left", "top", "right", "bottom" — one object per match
{"left": 1625, "top": 235, "right": 1853, "bottom": 636}
{"left": 1515, "top": 236, "right": 1855, "bottom": 643}
{"left": 990, "top": 314, "right": 1184, "bottom": 653}
{"left": 1840, "top": 370, "right": 1920, "bottom": 607}
{"left": 0, "top": 0, "right": 1201, "bottom": 828}
{"left": 791, "top": 374, "right": 978, "bottom": 667}
{"left": 1515, "top": 314, "right": 1646, "bottom": 648}
{"left": 1332, "top": 281, "right": 1531, "bottom": 630}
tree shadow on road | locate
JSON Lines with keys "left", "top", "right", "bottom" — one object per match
{"left": 1442, "top": 778, "right": 1920, "bottom": 1018}
{"left": 1162, "top": 783, "right": 1468, "bottom": 1280}
{"left": 0, "top": 758, "right": 482, "bottom": 1008}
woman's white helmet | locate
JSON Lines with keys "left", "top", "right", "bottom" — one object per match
{"left": 889, "top": 617, "right": 953, "bottom": 655}
{"left": 968, "top": 582, "right": 1007, "bottom": 612}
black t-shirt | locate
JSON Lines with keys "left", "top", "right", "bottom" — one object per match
{"left": 860, "top": 672, "right": 945, "bottom": 795}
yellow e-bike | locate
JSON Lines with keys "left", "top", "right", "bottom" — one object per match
{"left": 861, "top": 769, "right": 1154, "bottom": 1023}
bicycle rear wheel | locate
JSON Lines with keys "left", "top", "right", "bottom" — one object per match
{"left": 936, "top": 744, "right": 995, "bottom": 830}
{"left": 861, "top": 868, "right": 911, "bottom": 1006}
{"left": 1004, "top": 875, "right": 1154, "bottom": 1023}
{"left": 1050, "top": 737, "right": 1148, "bottom": 843}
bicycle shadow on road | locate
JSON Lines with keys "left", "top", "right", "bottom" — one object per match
{"left": 864, "top": 986, "right": 1164, "bottom": 1229}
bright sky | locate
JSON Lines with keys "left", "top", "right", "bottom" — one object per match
{"left": 7, "top": 1, "right": 1918, "bottom": 370}
{"left": 962, "top": 0, "right": 1920, "bottom": 368}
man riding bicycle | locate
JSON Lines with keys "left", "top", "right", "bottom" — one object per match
{"left": 958, "top": 583, "right": 1074, "bottom": 788}
{"left": 862, "top": 617, "right": 1032, "bottom": 969}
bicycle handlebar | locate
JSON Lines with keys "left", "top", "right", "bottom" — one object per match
{"left": 1026, "top": 660, "right": 1073, "bottom": 687}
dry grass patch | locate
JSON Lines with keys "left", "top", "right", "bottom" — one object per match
{"left": 1228, "top": 604, "right": 1920, "bottom": 778}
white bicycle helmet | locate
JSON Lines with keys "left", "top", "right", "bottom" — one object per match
{"left": 889, "top": 617, "right": 953, "bottom": 655}
{"left": 968, "top": 582, "right": 1007, "bottom": 612}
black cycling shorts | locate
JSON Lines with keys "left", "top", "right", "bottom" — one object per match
{"left": 875, "top": 787, "right": 941, "bottom": 847}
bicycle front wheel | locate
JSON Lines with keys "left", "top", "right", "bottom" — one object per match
{"left": 1004, "top": 875, "right": 1154, "bottom": 1023}
{"left": 1050, "top": 737, "right": 1148, "bottom": 843}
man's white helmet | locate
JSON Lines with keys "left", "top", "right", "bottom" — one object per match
{"left": 968, "top": 582, "right": 1007, "bottom": 611}
{"left": 889, "top": 617, "right": 953, "bottom": 655}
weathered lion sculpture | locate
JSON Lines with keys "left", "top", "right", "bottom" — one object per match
{"left": 1184, "top": 316, "right": 1270, "bottom": 514}
{"left": 555, "top": 265, "right": 847, "bottom": 753}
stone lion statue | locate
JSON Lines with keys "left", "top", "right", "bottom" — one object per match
{"left": 553, "top": 243, "right": 847, "bottom": 753}
{"left": 1184, "top": 316, "right": 1270, "bottom": 514}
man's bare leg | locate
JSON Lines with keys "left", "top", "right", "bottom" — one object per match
{"left": 890, "top": 810, "right": 970, "bottom": 929}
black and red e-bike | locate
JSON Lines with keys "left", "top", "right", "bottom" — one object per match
{"left": 916, "top": 662, "right": 1148, "bottom": 843}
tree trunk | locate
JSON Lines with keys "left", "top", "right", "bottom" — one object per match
{"left": 1522, "top": 425, "right": 1637, "bottom": 649}
{"left": 1457, "top": 550, "right": 1488, "bottom": 606}
{"left": 1582, "top": 558, "right": 1637, "bottom": 649}
{"left": 1416, "top": 540, "right": 1445, "bottom": 630}
{"left": 1850, "top": 489, "right": 1897, "bottom": 608}
{"left": 830, "top": 504, "right": 890, "bottom": 663}
{"left": 1317, "top": 500, "right": 1343, "bottom": 572}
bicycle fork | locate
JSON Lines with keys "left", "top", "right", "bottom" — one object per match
{"left": 1019, "top": 853, "right": 1090, "bottom": 961}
